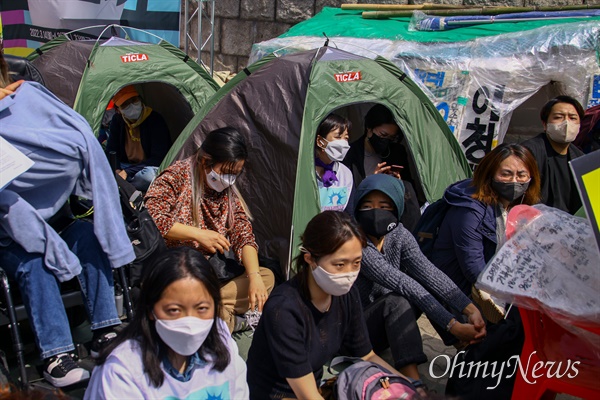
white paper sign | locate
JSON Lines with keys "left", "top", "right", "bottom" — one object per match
{"left": 0, "top": 136, "right": 34, "bottom": 191}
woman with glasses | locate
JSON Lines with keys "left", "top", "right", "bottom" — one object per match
{"left": 145, "top": 127, "right": 274, "bottom": 333}
{"left": 431, "top": 143, "right": 541, "bottom": 296}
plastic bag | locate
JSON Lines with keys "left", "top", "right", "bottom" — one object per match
{"left": 477, "top": 204, "right": 600, "bottom": 328}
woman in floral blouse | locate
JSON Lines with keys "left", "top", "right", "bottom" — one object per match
{"left": 145, "top": 127, "right": 274, "bottom": 333}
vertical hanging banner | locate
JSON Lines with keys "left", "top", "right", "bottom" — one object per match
{"left": 459, "top": 84, "right": 505, "bottom": 165}
{"left": 0, "top": 0, "right": 180, "bottom": 56}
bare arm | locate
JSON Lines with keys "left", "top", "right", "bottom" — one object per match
{"left": 242, "top": 245, "right": 269, "bottom": 311}
{"left": 286, "top": 373, "right": 324, "bottom": 400}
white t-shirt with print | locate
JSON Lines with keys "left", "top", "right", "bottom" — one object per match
{"left": 317, "top": 161, "right": 353, "bottom": 212}
{"left": 84, "top": 319, "right": 249, "bottom": 400}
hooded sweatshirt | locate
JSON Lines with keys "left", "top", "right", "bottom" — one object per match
{"left": 352, "top": 174, "right": 471, "bottom": 329}
{"left": 0, "top": 82, "right": 135, "bottom": 281}
{"left": 430, "top": 179, "right": 497, "bottom": 295}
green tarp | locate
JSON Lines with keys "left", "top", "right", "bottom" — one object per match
{"left": 281, "top": 7, "right": 600, "bottom": 43}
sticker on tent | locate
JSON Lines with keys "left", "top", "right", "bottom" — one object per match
{"left": 334, "top": 71, "right": 362, "bottom": 82}
{"left": 121, "top": 53, "right": 150, "bottom": 63}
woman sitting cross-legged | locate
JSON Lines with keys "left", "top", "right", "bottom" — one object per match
{"left": 84, "top": 247, "right": 249, "bottom": 399}
{"left": 246, "top": 211, "right": 406, "bottom": 399}
{"left": 352, "top": 174, "right": 486, "bottom": 384}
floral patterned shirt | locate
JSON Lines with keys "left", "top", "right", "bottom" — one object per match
{"left": 145, "top": 158, "right": 257, "bottom": 261}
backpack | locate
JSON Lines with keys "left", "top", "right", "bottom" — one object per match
{"left": 327, "top": 357, "right": 419, "bottom": 400}
{"left": 412, "top": 198, "right": 451, "bottom": 261}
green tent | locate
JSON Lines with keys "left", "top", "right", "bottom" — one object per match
{"left": 28, "top": 32, "right": 219, "bottom": 140}
{"left": 163, "top": 47, "right": 471, "bottom": 274}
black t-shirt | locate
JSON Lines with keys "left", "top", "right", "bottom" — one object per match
{"left": 246, "top": 277, "right": 373, "bottom": 399}
{"left": 547, "top": 152, "right": 582, "bottom": 214}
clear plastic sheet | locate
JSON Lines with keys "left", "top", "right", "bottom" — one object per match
{"left": 250, "top": 20, "right": 600, "bottom": 164}
{"left": 477, "top": 204, "right": 600, "bottom": 333}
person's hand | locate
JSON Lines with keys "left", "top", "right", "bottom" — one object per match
{"left": 195, "top": 229, "right": 230, "bottom": 254}
{"left": 0, "top": 80, "right": 24, "bottom": 100}
{"left": 462, "top": 303, "right": 487, "bottom": 339}
{"left": 374, "top": 162, "right": 402, "bottom": 179}
{"left": 466, "top": 307, "right": 487, "bottom": 340}
{"left": 247, "top": 274, "right": 268, "bottom": 312}
{"left": 450, "top": 321, "right": 486, "bottom": 345}
{"left": 116, "top": 169, "right": 128, "bottom": 180}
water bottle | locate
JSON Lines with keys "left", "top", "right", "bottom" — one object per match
{"left": 115, "top": 284, "right": 124, "bottom": 318}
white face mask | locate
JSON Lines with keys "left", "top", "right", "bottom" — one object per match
{"left": 311, "top": 265, "right": 359, "bottom": 296}
{"left": 546, "top": 120, "right": 580, "bottom": 144}
{"left": 206, "top": 168, "right": 237, "bottom": 192}
{"left": 154, "top": 315, "right": 214, "bottom": 356}
{"left": 120, "top": 101, "right": 143, "bottom": 121}
{"left": 322, "top": 139, "right": 351, "bottom": 162}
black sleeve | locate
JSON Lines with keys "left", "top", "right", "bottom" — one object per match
{"left": 340, "top": 287, "right": 373, "bottom": 358}
{"left": 260, "top": 293, "right": 315, "bottom": 379}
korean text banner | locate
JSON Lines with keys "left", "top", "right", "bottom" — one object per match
{"left": 0, "top": 0, "right": 180, "bottom": 56}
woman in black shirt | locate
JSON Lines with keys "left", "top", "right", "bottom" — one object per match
{"left": 246, "top": 211, "right": 402, "bottom": 399}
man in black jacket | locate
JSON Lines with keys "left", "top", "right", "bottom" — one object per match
{"left": 522, "top": 96, "right": 585, "bottom": 215}
{"left": 106, "top": 85, "right": 171, "bottom": 191}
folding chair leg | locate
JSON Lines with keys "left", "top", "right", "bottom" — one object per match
{"left": 117, "top": 267, "right": 134, "bottom": 321}
{"left": 0, "top": 270, "right": 28, "bottom": 388}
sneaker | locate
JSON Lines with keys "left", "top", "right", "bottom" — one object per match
{"left": 90, "top": 331, "right": 118, "bottom": 358}
{"left": 233, "top": 315, "right": 250, "bottom": 333}
{"left": 232, "top": 310, "right": 262, "bottom": 333}
{"left": 43, "top": 353, "right": 90, "bottom": 388}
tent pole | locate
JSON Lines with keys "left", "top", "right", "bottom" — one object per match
{"left": 184, "top": 0, "right": 189, "bottom": 54}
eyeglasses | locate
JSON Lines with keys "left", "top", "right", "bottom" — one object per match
{"left": 496, "top": 172, "right": 531, "bottom": 183}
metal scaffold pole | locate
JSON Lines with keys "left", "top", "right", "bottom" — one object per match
{"left": 183, "top": 0, "right": 215, "bottom": 76}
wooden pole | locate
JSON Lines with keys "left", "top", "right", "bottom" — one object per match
{"left": 361, "top": 5, "right": 600, "bottom": 19}
{"left": 341, "top": 4, "right": 469, "bottom": 11}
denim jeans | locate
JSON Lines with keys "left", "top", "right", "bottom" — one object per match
{"left": 0, "top": 220, "right": 120, "bottom": 359}
{"left": 121, "top": 164, "right": 159, "bottom": 191}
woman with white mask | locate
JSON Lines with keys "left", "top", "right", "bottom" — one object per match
{"left": 247, "top": 211, "right": 404, "bottom": 399}
{"left": 107, "top": 85, "right": 172, "bottom": 191}
{"left": 85, "top": 247, "right": 249, "bottom": 399}
{"left": 314, "top": 113, "right": 354, "bottom": 212}
{"left": 145, "top": 127, "right": 274, "bottom": 333}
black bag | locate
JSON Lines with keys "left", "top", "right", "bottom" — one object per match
{"left": 208, "top": 249, "right": 245, "bottom": 283}
{"left": 113, "top": 174, "right": 166, "bottom": 286}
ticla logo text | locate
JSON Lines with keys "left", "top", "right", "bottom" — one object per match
{"left": 121, "top": 53, "right": 149, "bottom": 63}
{"left": 334, "top": 71, "right": 362, "bottom": 82}
{"left": 429, "top": 351, "right": 580, "bottom": 390}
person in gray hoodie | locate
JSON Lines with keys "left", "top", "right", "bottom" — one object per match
{"left": 352, "top": 174, "right": 486, "bottom": 385}
{"left": 0, "top": 78, "right": 135, "bottom": 387}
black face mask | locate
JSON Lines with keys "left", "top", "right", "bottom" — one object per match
{"left": 491, "top": 180, "right": 530, "bottom": 202}
{"left": 368, "top": 133, "right": 392, "bottom": 157}
{"left": 356, "top": 208, "right": 398, "bottom": 238}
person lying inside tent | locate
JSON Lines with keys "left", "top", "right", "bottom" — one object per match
{"left": 0, "top": 73, "right": 135, "bottom": 388}
{"left": 352, "top": 174, "right": 486, "bottom": 387}
{"left": 314, "top": 113, "right": 353, "bottom": 212}
{"left": 106, "top": 85, "right": 172, "bottom": 191}
{"left": 343, "top": 104, "right": 421, "bottom": 231}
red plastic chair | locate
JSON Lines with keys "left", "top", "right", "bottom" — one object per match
{"left": 511, "top": 307, "right": 600, "bottom": 399}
